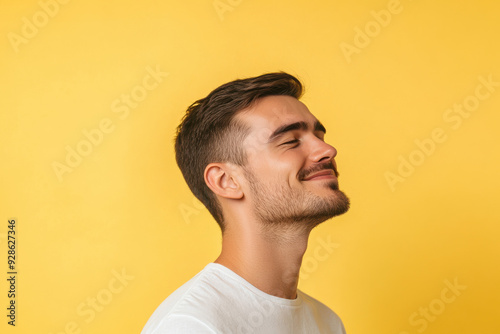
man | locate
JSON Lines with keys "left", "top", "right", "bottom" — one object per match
{"left": 142, "top": 72, "right": 350, "bottom": 333}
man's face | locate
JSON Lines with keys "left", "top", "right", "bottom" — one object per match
{"left": 235, "top": 95, "right": 350, "bottom": 231}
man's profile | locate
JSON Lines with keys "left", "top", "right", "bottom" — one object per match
{"left": 141, "top": 72, "right": 350, "bottom": 333}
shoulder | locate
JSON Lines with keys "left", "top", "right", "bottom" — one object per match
{"left": 141, "top": 264, "right": 238, "bottom": 333}
{"left": 141, "top": 314, "right": 217, "bottom": 334}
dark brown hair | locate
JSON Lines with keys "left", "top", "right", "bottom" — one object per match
{"left": 174, "top": 72, "right": 304, "bottom": 233}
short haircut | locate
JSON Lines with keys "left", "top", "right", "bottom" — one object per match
{"left": 174, "top": 72, "right": 304, "bottom": 233}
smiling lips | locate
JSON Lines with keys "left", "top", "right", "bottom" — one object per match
{"left": 303, "top": 169, "right": 336, "bottom": 181}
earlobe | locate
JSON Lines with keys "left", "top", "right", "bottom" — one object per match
{"left": 204, "top": 163, "right": 244, "bottom": 199}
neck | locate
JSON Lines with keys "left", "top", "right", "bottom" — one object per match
{"left": 214, "top": 219, "right": 312, "bottom": 300}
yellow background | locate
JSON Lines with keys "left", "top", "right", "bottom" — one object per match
{"left": 1, "top": 0, "right": 499, "bottom": 333}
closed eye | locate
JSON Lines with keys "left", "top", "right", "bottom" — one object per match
{"left": 281, "top": 139, "right": 300, "bottom": 147}
{"left": 314, "top": 131, "right": 325, "bottom": 141}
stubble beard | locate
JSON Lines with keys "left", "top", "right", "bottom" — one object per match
{"left": 243, "top": 165, "right": 350, "bottom": 235}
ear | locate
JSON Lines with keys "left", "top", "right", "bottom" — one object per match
{"left": 204, "top": 163, "right": 244, "bottom": 199}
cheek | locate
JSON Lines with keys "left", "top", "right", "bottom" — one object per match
{"left": 251, "top": 151, "right": 304, "bottom": 182}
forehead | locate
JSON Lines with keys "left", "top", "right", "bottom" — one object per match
{"left": 235, "top": 95, "right": 317, "bottom": 133}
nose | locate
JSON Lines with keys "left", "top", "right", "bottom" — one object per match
{"left": 309, "top": 137, "right": 337, "bottom": 163}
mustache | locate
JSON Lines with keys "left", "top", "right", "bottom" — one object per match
{"left": 298, "top": 161, "right": 339, "bottom": 181}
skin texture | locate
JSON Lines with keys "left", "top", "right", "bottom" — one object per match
{"left": 204, "top": 95, "right": 350, "bottom": 300}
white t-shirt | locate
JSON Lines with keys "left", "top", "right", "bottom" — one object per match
{"left": 141, "top": 263, "right": 346, "bottom": 334}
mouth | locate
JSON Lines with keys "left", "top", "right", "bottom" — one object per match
{"left": 303, "top": 169, "right": 336, "bottom": 181}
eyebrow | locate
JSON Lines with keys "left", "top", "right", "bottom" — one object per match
{"left": 267, "top": 120, "right": 326, "bottom": 143}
